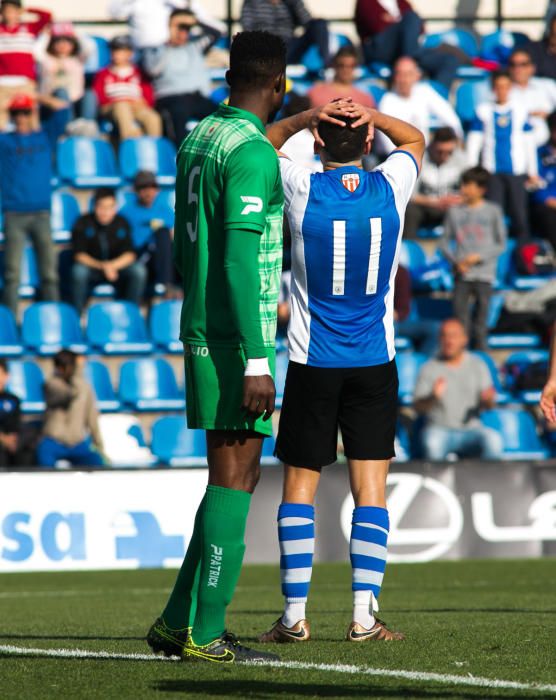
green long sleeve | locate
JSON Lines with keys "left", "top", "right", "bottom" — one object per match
{"left": 224, "top": 227, "right": 267, "bottom": 359}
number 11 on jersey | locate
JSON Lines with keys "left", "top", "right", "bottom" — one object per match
{"left": 332, "top": 217, "right": 382, "bottom": 296}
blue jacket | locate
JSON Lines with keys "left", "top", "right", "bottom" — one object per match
{"left": 0, "top": 130, "right": 52, "bottom": 213}
{"left": 535, "top": 143, "right": 556, "bottom": 204}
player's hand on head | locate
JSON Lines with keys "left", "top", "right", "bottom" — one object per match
{"left": 346, "top": 103, "right": 376, "bottom": 143}
{"left": 242, "top": 375, "right": 276, "bottom": 421}
{"left": 309, "top": 100, "right": 353, "bottom": 147}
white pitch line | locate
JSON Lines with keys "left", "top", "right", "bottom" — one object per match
{"left": 1, "top": 644, "right": 555, "bottom": 695}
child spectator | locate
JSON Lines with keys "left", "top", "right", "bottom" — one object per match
{"left": 0, "top": 94, "right": 59, "bottom": 313}
{"left": 440, "top": 167, "right": 507, "bottom": 351}
{"left": 0, "top": 358, "right": 24, "bottom": 468}
{"left": 93, "top": 34, "right": 161, "bottom": 140}
{"left": 71, "top": 188, "right": 147, "bottom": 314}
{"left": 467, "top": 70, "right": 539, "bottom": 241}
{"left": 39, "top": 23, "right": 85, "bottom": 118}
{"left": 0, "top": 0, "right": 51, "bottom": 129}
{"left": 308, "top": 46, "right": 375, "bottom": 109}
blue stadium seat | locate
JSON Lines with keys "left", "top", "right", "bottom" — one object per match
{"left": 84, "top": 360, "right": 121, "bottom": 412}
{"left": 7, "top": 360, "right": 45, "bottom": 413}
{"left": 210, "top": 85, "right": 229, "bottom": 104}
{"left": 494, "top": 238, "right": 516, "bottom": 289}
{"left": 422, "top": 29, "right": 479, "bottom": 57}
{"left": 150, "top": 300, "right": 182, "bottom": 353}
{"left": 22, "top": 302, "right": 87, "bottom": 356}
{"left": 455, "top": 80, "right": 490, "bottom": 129}
{"left": 119, "top": 358, "right": 185, "bottom": 411}
{"left": 0, "top": 306, "right": 23, "bottom": 356}
{"left": 396, "top": 351, "right": 427, "bottom": 405}
{"left": 275, "top": 350, "right": 288, "bottom": 409}
{"left": 151, "top": 415, "right": 207, "bottom": 466}
{"left": 480, "top": 30, "right": 529, "bottom": 64}
{"left": 487, "top": 293, "right": 541, "bottom": 349}
{"left": 83, "top": 35, "right": 110, "bottom": 77}
{"left": 481, "top": 408, "right": 549, "bottom": 460}
{"left": 0, "top": 246, "right": 40, "bottom": 299}
{"left": 261, "top": 435, "right": 280, "bottom": 466}
{"left": 502, "top": 350, "right": 550, "bottom": 405}
{"left": 400, "top": 241, "right": 450, "bottom": 291}
{"left": 57, "top": 137, "right": 122, "bottom": 189}
{"left": 473, "top": 351, "right": 511, "bottom": 404}
{"left": 51, "top": 191, "right": 81, "bottom": 243}
{"left": 86, "top": 302, "right": 153, "bottom": 355}
{"left": 119, "top": 137, "right": 177, "bottom": 187}
{"left": 300, "top": 32, "right": 351, "bottom": 74}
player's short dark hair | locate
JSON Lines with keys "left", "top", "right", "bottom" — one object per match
{"left": 93, "top": 188, "right": 116, "bottom": 204}
{"left": 318, "top": 116, "right": 368, "bottom": 163}
{"left": 461, "top": 166, "right": 490, "bottom": 189}
{"left": 548, "top": 110, "right": 556, "bottom": 131}
{"left": 0, "top": 358, "right": 8, "bottom": 373}
{"left": 491, "top": 69, "right": 511, "bottom": 86}
{"left": 53, "top": 349, "right": 78, "bottom": 370}
{"left": 431, "top": 127, "right": 458, "bottom": 143}
{"left": 228, "top": 31, "right": 286, "bottom": 90}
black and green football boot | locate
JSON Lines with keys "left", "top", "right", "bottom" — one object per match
{"left": 183, "top": 631, "right": 280, "bottom": 664}
{"left": 146, "top": 617, "right": 190, "bottom": 658}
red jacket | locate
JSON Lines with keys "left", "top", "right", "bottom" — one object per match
{"left": 355, "top": 0, "right": 416, "bottom": 42}
{"left": 93, "top": 66, "right": 155, "bottom": 107}
{"left": 0, "top": 8, "right": 51, "bottom": 80}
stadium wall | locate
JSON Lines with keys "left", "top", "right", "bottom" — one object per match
{"left": 1, "top": 462, "right": 555, "bottom": 573}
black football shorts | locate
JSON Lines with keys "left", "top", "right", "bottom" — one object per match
{"left": 276, "top": 359, "right": 399, "bottom": 468}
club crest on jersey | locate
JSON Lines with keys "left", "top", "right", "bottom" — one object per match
{"left": 342, "top": 173, "right": 360, "bottom": 192}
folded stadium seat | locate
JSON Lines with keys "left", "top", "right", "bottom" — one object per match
{"left": 98, "top": 413, "right": 157, "bottom": 467}
{"left": 22, "top": 302, "right": 88, "bottom": 356}
{"left": 480, "top": 30, "right": 530, "bottom": 65}
{"left": 7, "top": 360, "right": 45, "bottom": 413}
{"left": 151, "top": 415, "right": 207, "bottom": 466}
{"left": 480, "top": 408, "right": 549, "bottom": 460}
{"left": 119, "top": 358, "right": 185, "bottom": 411}
{"left": 365, "top": 82, "right": 386, "bottom": 105}
{"left": 83, "top": 360, "right": 121, "bottom": 412}
{"left": 150, "top": 300, "right": 182, "bottom": 354}
{"left": 57, "top": 137, "right": 122, "bottom": 189}
{"left": 210, "top": 85, "right": 229, "bottom": 104}
{"left": 400, "top": 241, "right": 451, "bottom": 291}
{"left": 487, "top": 293, "right": 541, "bottom": 349}
{"left": 394, "top": 336, "right": 412, "bottom": 351}
{"left": 0, "top": 246, "right": 39, "bottom": 300}
{"left": 502, "top": 350, "right": 550, "bottom": 405}
{"left": 83, "top": 35, "right": 110, "bottom": 78}
{"left": 369, "top": 62, "right": 391, "bottom": 80}
{"left": 119, "top": 137, "right": 177, "bottom": 187}
{"left": 261, "top": 435, "right": 279, "bottom": 466}
{"left": 300, "top": 32, "right": 351, "bottom": 75}
{"left": 51, "top": 191, "right": 81, "bottom": 244}
{"left": 86, "top": 302, "right": 154, "bottom": 355}
{"left": 275, "top": 350, "right": 288, "bottom": 409}
{"left": 396, "top": 351, "right": 428, "bottom": 405}
{"left": 455, "top": 79, "right": 491, "bottom": 130}
{"left": 494, "top": 239, "right": 516, "bottom": 290}
{"left": 473, "top": 351, "right": 511, "bottom": 405}
{"left": 0, "top": 306, "right": 23, "bottom": 357}
{"left": 422, "top": 28, "right": 484, "bottom": 79}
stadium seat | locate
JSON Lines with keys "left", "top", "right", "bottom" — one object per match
{"left": 300, "top": 32, "right": 351, "bottom": 74}
{"left": 51, "top": 191, "right": 81, "bottom": 244}
{"left": 473, "top": 351, "right": 511, "bottom": 404}
{"left": 57, "top": 137, "right": 122, "bottom": 189}
{"left": 86, "top": 302, "right": 154, "bottom": 355}
{"left": 396, "top": 351, "right": 427, "bottom": 405}
{"left": 210, "top": 85, "right": 229, "bottom": 104}
{"left": 422, "top": 28, "right": 479, "bottom": 57}
{"left": 275, "top": 351, "right": 288, "bottom": 409}
{"left": 150, "top": 300, "right": 182, "bottom": 354}
{"left": 494, "top": 238, "right": 516, "bottom": 290}
{"left": 7, "top": 360, "right": 45, "bottom": 413}
{"left": 151, "top": 415, "right": 207, "bottom": 466}
{"left": 98, "top": 413, "right": 157, "bottom": 467}
{"left": 118, "top": 137, "right": 177, "bottom": 187}
{"left": 481, "top": 408, "right": 549, "bottom": 460}
{"left": 83, "top": 35, "right": 110, "bottom": 78}
{"left": 261, "top": 435, "right": 280, "bottom": 466}
{"left": 487, "top": 294, "right": 541, "bottom": 349}
{"left": 22, "top": 302, "right": 88, "bottom": 356}
{"left": 0, "top": 306, "right": 23, "bottom": 357}
{"left": 84, "top": 361, "right": 121, "bottom": 412}
{"left": 400, "top": 241, "right": 450, "bottom": 291}
{"left": 480, "top": 30, "right": 529, "bottom": 64}
{"left": 502, "top": 350, "right": 550, "bottom": 405}
{"left": 455, "top": 80, "right": 490, "bottom": 129}
{"left": 0, "top": 246, "right": 40, "bottom": 300}
{"left": 119, "top": 358, "right": 185, "bottom": 411}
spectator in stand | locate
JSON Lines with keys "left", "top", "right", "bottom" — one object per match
{"left": 467, "top": 70, "right": 539, "bottom": 241}
{"left": 394, "top": 264, "right": 440, "bottom": 355}
{"left": 240, "top": 0, "right": 330, "bottom": 71}
{"left": 37, "top": 350, "right": 105, "bottom": 468}
{"left": 404, "top": 127, "right": 465, "bottom": 239}
{"left": 414, "top": 318, "right": 503, "bottom": 461}
{"left": 508, "top": 48, "right": 556, "bottom": 147}
{"left": 526, "top": 15, "right": 556, "bottom": 81}
{"left": 93, "top": 35, "right": 162, "bottom": 140}
{"left": 440, "top": 167, "right": 507, "bottom": 352}
{"left": 0, "top": 358, "right": 24, "bottom": 468}
{"left": 143, "top": 9, "right": 219, "bottom": 145}
{"left": 377, "top": 57, "right": 463, "bottom": 154}
{"left": 119, "top": 171, "right": 177, "bottom": 296}
{"left": 308, "top": 46, "right": 375, "bottom": 109}
{"left": 71, "top": 188, "right": 147, "bottom": 314}
{"left": 0, "top": 0, "right": 51, "bottom": 130}
{"left": 108, "top": 0, "right": 225, "bottom": 52}
{"left": 39, "top": 23, "right": 85, "bottom": 120}
{"left": 533, "top": 110, "right": 556, "bottom": 250}
{"left": 354, "top": 0, "right": 461, "bottom": 90}
{"left": 0, "top": 94, "right": 58, "bottom": 313}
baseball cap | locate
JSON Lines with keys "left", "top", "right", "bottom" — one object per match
{"left": 134, "top": 171, "right": 158, "bottom": 189}
{"left": 8, "top": 94, "right": 34, "bottom": 112}
{"left": 51, "top": 22, "right": 76, "bottom": 38}
{"left": 110, "top": 34, "right": 133, "bottom": 51}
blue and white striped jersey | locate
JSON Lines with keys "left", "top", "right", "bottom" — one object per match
{"left": 280, "top": 151, "right": 418, "bottom": 368}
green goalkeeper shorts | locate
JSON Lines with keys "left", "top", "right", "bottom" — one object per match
{"left": 183, "top": 343, "right": 276, "bottom": 437}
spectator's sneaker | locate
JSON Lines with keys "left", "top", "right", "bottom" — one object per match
{"left": 258, "top": 618, "right": 311, "bottom": 643}
{"left": 183, "top": 631, "right": 280, "bottom": 664}
{"left": 146, "top": 617, "right": 190, "bottom": 657}
{"left": 346, "top": 618, "right": 405, "bottom": 642}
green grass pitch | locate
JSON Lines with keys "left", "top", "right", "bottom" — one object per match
{"left": 1, "top": 559, "right": 555, "bottom": 699}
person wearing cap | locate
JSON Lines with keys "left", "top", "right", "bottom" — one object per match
{"left": 92, "top": 34, "right": 161, "bottom": 140}
{"left": 0, "top": 93, "right": 59, "bottom": 313}
{"left": 0, "top": 0, "right": 52, "bottom": 130}
{"left": 39, "top": 24, "right": 85, "bottom": 116}
{"left": 119, "top": 171, "right": 177, "bottom": 296}
{"left": 143, "top": 9, "right": 219, "bottom": 145}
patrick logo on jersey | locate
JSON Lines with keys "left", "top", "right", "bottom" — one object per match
{"left": 342, "top": 173, "right": 360, "bottom": 193}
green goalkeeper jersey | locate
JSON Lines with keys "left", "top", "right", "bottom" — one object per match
{"left": 174, "top": 103, "right": 284, "bottom": 351}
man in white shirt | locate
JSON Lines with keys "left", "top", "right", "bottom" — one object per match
{"left": 377, "top": 57, "right": 463, "bottom": 154}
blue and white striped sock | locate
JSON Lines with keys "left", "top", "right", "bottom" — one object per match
{"left": 278, "top": 502, "right": 315, "bottom": 628}
{"left": 350, "top": 506, "right": 389, "bottom": 629}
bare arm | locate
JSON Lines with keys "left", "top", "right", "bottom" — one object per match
{"left": 540, "top": 327, "right": 556, "bottom": 423}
